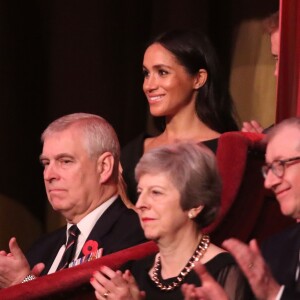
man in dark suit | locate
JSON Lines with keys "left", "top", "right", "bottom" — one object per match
{"left": 182, "top": 117, "right": 300, "bottom": 300}
{"left": 256, "top": 117, "right": 300, "bottom": 299}
{"left": 0, "top": 113, "right": 145, "bottom": 287}
{"left": 260, "top": 223, "right": 300, "bottom": 298}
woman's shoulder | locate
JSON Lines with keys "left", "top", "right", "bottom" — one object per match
{"left": 204, "top": 252, "right": 253, "bottom": 299}
{"left": 121, "top": 132, "right": 156, "bottom": 156}
{"left": 122, "top": 132, "right": 149, "bottom": 153}
{"left": 201, "top": 137, "right": 219, "bottom": 153}
{"left": 121, "top": 132, "right": 151, "bottom": 166}
{"left": 204, "top": 252, "right": 236, "bottom": 274}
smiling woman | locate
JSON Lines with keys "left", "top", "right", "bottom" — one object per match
{"left": 121, "top": 29, "right": 239, "bottom": 204}
{"left": 91, "top": 142, "right": 252, "bottom": 300}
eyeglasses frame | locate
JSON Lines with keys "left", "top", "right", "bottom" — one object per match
{"left": 262, "top": 156, "right": 300, "bottom": 178}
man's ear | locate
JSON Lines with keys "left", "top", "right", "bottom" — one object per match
{"left": 194, "top": 69, "right": 207, "bottom": 90}
{"left": 97, "top": 152, "right": 115, "bottom": 183}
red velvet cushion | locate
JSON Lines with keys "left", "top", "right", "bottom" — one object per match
{"left": 0, "top": 241, "right": 158, "bottom": 300}
{"left": 204, "top": 131, "right": 265, "bottom": 234}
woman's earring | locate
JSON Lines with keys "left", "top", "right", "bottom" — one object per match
{"left": 188, "top": 211, "right": 194, "bottom": 219}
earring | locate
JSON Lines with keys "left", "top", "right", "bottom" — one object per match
{"left": 188, "top": 211, "right": 194, "bottom": 219}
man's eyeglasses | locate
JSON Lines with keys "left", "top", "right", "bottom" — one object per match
{"left": 262, "top": 156, "right": 300, "bottom": 178}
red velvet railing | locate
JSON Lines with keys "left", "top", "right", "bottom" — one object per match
{"left": 0, "top": 241, "right": 158, "bottom": 300}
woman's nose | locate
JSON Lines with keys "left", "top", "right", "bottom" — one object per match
{"left": 135, "top": 191, "right": 148, "bottom": 210}
{"left": 143, "top": 74, "right": 158, "bottom": 92}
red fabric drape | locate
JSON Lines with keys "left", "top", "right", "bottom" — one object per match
{"left": 276, "top": 0, "right": 300, "bottom": 121}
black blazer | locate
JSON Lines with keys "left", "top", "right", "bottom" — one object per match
{"left": 281, "top": 287, "right": 300, "bottom": 300}
{"left": 26, "top": 197, "right": 146, "bottom": 275}
{"left": 262, "top": 223, "right": 300, "bottom": 299}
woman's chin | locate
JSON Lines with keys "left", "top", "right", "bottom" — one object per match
{"left": 144, "top": 232, "right": 159, "bottom": 241}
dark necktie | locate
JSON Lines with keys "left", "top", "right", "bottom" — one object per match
{"left": 56, "top": 225, "right": 80, "bottom": 271}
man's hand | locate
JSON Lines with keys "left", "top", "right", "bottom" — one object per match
{"left": 223, "top": 238, "right": 280, "bottom": 300}
{"left": 31, "top": 262, "right": 45, "bottom": 277}
{"left": 0, "top": 237, "right": 44, "bottom": 288}
{"left": 241, "top": 120, "right": 264, "bottom": 133}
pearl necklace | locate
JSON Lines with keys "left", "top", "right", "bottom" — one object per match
{"left": 151, "top": 234, "right": 210, "bottom": 291}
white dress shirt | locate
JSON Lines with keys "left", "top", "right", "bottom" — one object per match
{"left": 48, "top": 195, "right": 117, "bottom": 274}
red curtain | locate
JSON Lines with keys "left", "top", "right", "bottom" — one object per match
{"left": 276, "top": 0, "right": 300, "bottom": 121}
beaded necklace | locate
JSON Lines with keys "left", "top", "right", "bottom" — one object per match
{"left": 151, "top": 234, "right": 210, "bottom": 291}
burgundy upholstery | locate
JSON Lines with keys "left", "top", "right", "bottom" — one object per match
{"left": 204, "top": 131, "right": 293, "bottom": 244}
{"left": 0, "top": 132, "right": 293, "bottom": 299}
{"left": 204, "top": 131, "right": 263, "bottom": 235}
{"left": 0, "top": 241, "right": 158, "bottom": 299}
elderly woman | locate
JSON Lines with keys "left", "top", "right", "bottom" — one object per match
{"left": 90, "top": 142, "right": 251, "bottom": 300}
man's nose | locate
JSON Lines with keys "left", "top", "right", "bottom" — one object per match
{"left": 44, "top": 163, "right": 59, "bottom": 182}
{"left": 264, "top": 169, "right": 282, "bottom": 190}
{"left": 274, "top": 61, "right": 279, "bottom": 77}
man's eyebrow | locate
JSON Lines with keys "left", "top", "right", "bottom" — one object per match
{"left": 39, "top": 153, "right": 74, "bottom": 162}
{"left": 266, "top": 155, "right": 286, "bottom": 163}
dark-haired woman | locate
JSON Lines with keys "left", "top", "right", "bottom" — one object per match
{"left": 121, "top": 29, "right": 238, "bottom": 203}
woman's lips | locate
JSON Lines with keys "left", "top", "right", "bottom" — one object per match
{"left": 141, "top": 217, "right": 155, "bottom": 222}
{"left": 147, "top": 95, "right": 164, "bottom": 103}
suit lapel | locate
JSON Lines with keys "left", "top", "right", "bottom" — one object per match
{"left": 41, "top": 228, "right": 67, "bottom": 275}
{"left": 78, "top": 197, "right": 126, "bottom": 257}
{"left": 279, "top": 224, "right": 300, "bottom": 287}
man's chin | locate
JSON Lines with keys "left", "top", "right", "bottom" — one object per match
{"left": 280, "top": 205, "right": 297, "bottom": 219}
{"left": 49, "top": 199, "right": 67, "bottom": 212}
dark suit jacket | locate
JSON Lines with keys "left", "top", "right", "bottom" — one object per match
{"left": 261, "top": 223, "right": 300, "bottom": 299}
{"left": 26, "top": 197, "right": 146, "bottom": 275}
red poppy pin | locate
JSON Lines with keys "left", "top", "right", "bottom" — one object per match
{"left": 82, "top": 240, "right": 99, "bottom": 256}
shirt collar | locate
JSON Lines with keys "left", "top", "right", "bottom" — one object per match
{"left": 66, "top": 194, "right": 118, "bottom": 241}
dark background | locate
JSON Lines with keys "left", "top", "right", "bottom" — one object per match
{"left": 0, "top": 0, "right": 278, "bottom": 230}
